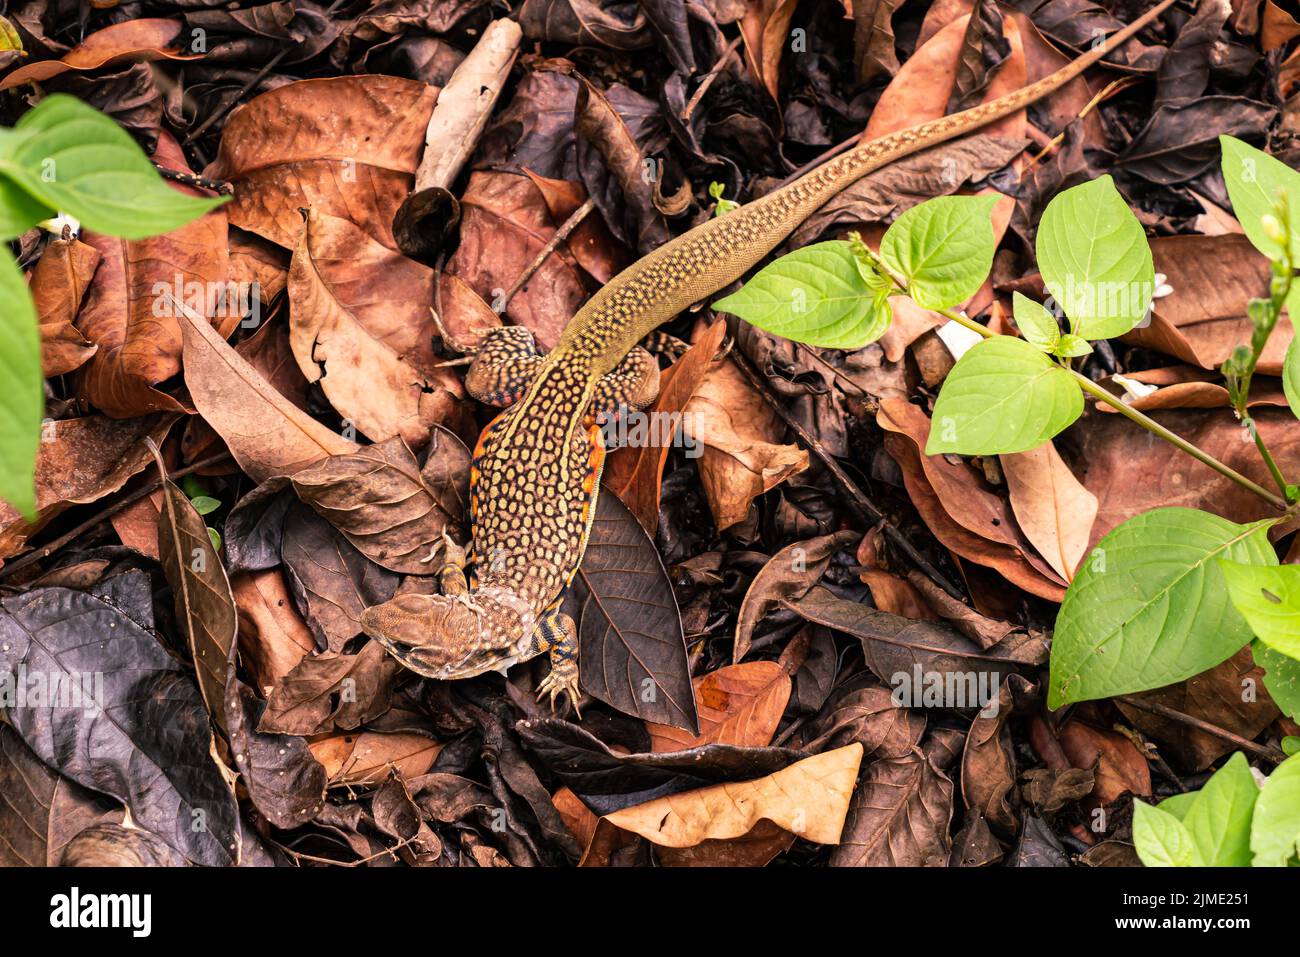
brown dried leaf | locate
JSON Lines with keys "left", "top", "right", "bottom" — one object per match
{"left": 447, "top": 171, "right": 591, "bottom": 350}
{"left": 0, "top": 18, "right": 199, "bottom": 90}
{"left": 605, "top": 319, "right": 726, "bottom": 533}
{"left": 290, "top": 434, "right": 463, "bottom": 573}
{"left": 1058, "top": 719, "right": 1152, "bottom": 806}
{"left": 205, "top": 76, "right": 438, "bottom": 249}
{"left": 734, "top": 529, "right": 859, "bottom": 661}
{"left": 30, "top": 236, "right": 99, "bottom": 376}
{"left": 260, "top": 640, "right": 401, "bottom": 736}
{"left": 0, "top": 414, "right": 175, "bottom": 564}
{"left": 1001, "top": 441, "right": 1098, "bottom": 582}
{"left": 829, "top": 748, "right": 954, "bottom": 866}
{"left": 683, "top": 356, "right": 808, "bottom": 531}
{"left": 289, "top": 209, "right": 460, "bottom": 448}
{"left": 307, "top": 731, "right": 441, "bottom": 785}
{"left": 646, "top": 661, "right": 791, "bottom": 751}
{"left": 232, "top": 568, "right": 316, "bottom": 694}
{"left": 152, "top": 443, "right": 237, "bottom": 731}
{"left": 604, "top": 743, "right": 863, "bottom": 847}
{"left": 179, "top": 295, "right": 358, "bottom": 483}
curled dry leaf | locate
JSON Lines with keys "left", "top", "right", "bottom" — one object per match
{"left": 59, "top": 823, "right": 189, "bottom": 867}
{"left": 0, "top": 579, "right": 240, "bottom": 865}
{"left": 205, "top": 76, "right": 439, "bottom": 249}
{"left": 225, "top": 663, "right": 327, "bottom": 830}
{"left": 307, "top": 731, "right": 442, "bottom": 785}
{"left": 152, "top": 443, "right": 237, "bottom": 731}
{"left": 1057, "top": 719, "right": 1152, "bottom": 807}
{"left": 734, "top": 529, "right": 860, "bottom": 662}
{"left": 447, "top": 171, "right": 592, "bottom": 350}
{"left": 1000, "top": 441, "right": 1098, "bottom": 582}
{"left": 785, "top": 586, "right": 1048, "bottom": 687}
{"left": 179, "top": 292, "right": 358, "bottom": 483}
{"left": 682, "top": 354, "right": 809, "bottom": 531}
{"left": 877, "top": 397, "right": 1066, "bottom": 600}
{"left": 829, "top": 743, "right": 956, "bottom": 866}
{"left": 0, "top": 414, "right": 175, "bottom": 563}
{"left": 0, "top": 725, "right": 122, "bottom": 866}
{"left": 604, "top": 318, "right": 726, "bottom": 533}
{"left": 231, "top": 568, "right": 316, "bottom": 694}
{"left": 564, "top": 491, "right": 698, "bottom": 733}
{"left": 603, "top": 743, "right": 863, "bottom": 847}
{"left": 0, "top": 18, "right": 199, "bottom": 90}
{"left": 74, "top": 133, "right": 230, "bottom": 417}
{"left": 281, "top": 501, "right": 400, "bottom": 650}
{"left": 646, "top": 661, "right": 792, "bottom": 751}
{"left": 30, "top": 236, "right": 99, "bottom": 376}
{"left": 290, "top": 433, "right": 464, "bottom": 573}
{"left": 1122, "top": 235, "right": 1290, "bottom": 373}
{"left": 259, "top": 640, "right": 402, "bottom": 736}
{"left": 289, "top": 208, "right": 461, "bottom": 448}
{"left": 795, "top": 678, "right": 928, "bottom": 757}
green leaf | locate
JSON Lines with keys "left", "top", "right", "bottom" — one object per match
{"left": 207, "top": 527, "right": 222, "bottom": 552}
{"left": 1251, "top": 753, "right": 1300, "bottom": 866}
{"left": 924, "top": 336, "right": 1082, "bottom": 455}
{"left": 1284, "top": 736, "right": 1300, "bottom": 756}
{"left": 1133, "top": 800, "right": 1201, "bottom": 867}
{"left": 0, "top": 95, "right": 223, "bottom": 239}
{"left": 0, "top": 175, "right": 52, "bottom": 240}
{"left": 1157, "top": 791, "right": 1198, "bottom": 821}
{"left": 1012, "top": 292, "right": 1059, "bottom": 352}
{"left": 1283, "top": 292, "right": 1300, "bottom": 418}
{"left": 1036, "top": 175, "right": 1155, "bottom": 340}
{"left": 1219, "top": 135, "right": 1300, "bottom": 264}
{"left": 1221, "top": 560, "right": 1300, "bottom": 658}
{"left": 1255, "top": 640, "right": 1300, "bottom": 721}
{"left": 1049, "top": 508, "right": 1277, "bottom": 708}
{"left": 1180, "top": 753, "right": 1259, "bottom": 866}
{"left": 189, "top": 495, "right": 222, "bottom": 517}
{"left": 879, "top": 194, "right": 997, "bottom": 310}
{"left": 0, "top": 248, "right": 41, "bottom": 520}
{"left": 1053, "top": 333, "right": 1093, "bottom": 358}
{"left": 713, "top": 240, "right": 891, "bottom": 349}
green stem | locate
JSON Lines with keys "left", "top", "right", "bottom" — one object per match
{"left": 862, "top": 248, "right": 1290, "bottom": 512}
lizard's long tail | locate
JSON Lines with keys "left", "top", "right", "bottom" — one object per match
{"left": 554, "top": 0, "right": 1178, "bottom": 371}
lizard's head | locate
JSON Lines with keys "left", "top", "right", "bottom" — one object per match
{"left": 360, "top": 590, "right": 531, "bottom": 680}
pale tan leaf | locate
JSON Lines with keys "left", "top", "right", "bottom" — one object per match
{"left": 1001, "top": 442, "right": 1099, "bottom": 581}
{"left": 603, "top": 743, "right": 863, "bottom": 847}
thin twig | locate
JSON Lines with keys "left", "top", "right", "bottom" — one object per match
{"left": 182, "top": 0, "right": 349, "bottom": 145}
{"left": 1117, "top": 695, "right": 1287, "bottom": 764}
{"left": 682, "top": 34, "right": 744, "bottom": 123}
{"left": 728, "top": 346, "right": 967, "bottom": 600}
{"left": 152, "top": 163, "right": 233, "bottom": 195}
{"left": 0, "top": 451, "right": 233, "bottom": 582}
{"left": 500, "top": 198, "right": 595, "bottom": 310}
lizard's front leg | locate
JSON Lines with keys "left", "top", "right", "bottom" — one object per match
{"left": 526, "top": 608, "right": 582, "bottom": 716}
{"left": 590, "top": 346, "right": 660, "bottom": 424}
{"left": 464, "top": 326, "right": 544, "bottom": 408}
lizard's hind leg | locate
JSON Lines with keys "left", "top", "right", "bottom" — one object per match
{"left": 590, "top": 346, "right": 660, "bottom": 423}
{"left": 529, "top": 608, "right": 582, "bottom": 716}
{"left": 464, "top": 326, "right": 544, "bottom": 408}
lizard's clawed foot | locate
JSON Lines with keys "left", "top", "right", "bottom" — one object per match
{"left": 536, "top": 663, "right": 583, "bottom": 718}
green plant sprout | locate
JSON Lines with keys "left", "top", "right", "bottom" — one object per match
{"left": 717, "top": 138, "right": 1300, "bottom": 865}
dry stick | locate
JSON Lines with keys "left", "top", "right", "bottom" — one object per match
{"left": 728, "top": 347, "right": 967, "bottom": 600}
{"left": 500, "top": 198, "right": 596, "bottom": 310}
{"left": 682, "top": 34, "right": 744, "bottom": 123}
{"left": 1025, "top": 75, "right": 1138, "bottom": 168}
{"left": 0, "top": 451, "right": 233, "bottom": 582}
{"left": 152, "top": 163, "right": 234, "bottom": 195}
{"left": 1116, "top": 695, "right": 1287, "bottom": 764}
